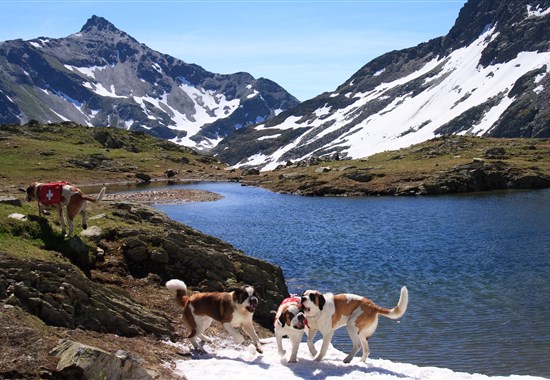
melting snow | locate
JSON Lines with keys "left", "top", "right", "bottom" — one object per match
{"left": 169, "top": 337, "right": 546, "bottom": 380}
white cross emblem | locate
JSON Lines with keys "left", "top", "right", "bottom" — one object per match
{"left": 46, "top": 189, "right": 54, "bottom": 201}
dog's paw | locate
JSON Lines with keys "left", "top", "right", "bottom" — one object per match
{"left": 255, "top": 345, "right": 263, "bottom": 354}
{"left": 278, "top": 349, "right": 286, "bottom": 357}
{"left": 234, "top": 334, "right": 245, "bottom": 344}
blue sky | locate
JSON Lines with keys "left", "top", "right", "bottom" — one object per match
{"left": 0, "top": 0, "right": 466, "bottom": 101}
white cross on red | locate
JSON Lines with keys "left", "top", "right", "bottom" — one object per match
{"left": 46, "top": 189, "right": 54, "bottom": 201}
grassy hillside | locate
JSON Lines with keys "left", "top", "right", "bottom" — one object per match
{"left": 0, "top": 121, "right": 229, "bottom": 194}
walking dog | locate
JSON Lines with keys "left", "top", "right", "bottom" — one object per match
{"left": 301, "top": 286, "right": 408, "bottom": 363}
{"left": 166, "top": 279, "right": 263, "bottom": 353}
{"left": 274, "top": 296, "right": 308, "bottom": 363}
{"left": 24, "top": 182, "right": 106, "bottom": 236}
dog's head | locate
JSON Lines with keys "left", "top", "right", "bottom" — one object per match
{"left": 278, "top": 302, "right": 307, "bottom": 330}
{"left": 22, "top": 183, "right": 39, "bottom": 202}
{"left": 301, "top": 290, "right": 326, "bottom": 317}
{"left": 233, "top": 285, "right": 259, "bottom": 313}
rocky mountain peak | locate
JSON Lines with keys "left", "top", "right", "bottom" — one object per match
{"left": 80, "top": 15, "right": 120, "bottom": 34}
{"left": 0, "top": 15, "right": 299, "bottom": 149}
{"left": 443, "top": 0, "right": 550, "bottom": 63}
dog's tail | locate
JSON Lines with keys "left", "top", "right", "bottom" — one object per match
{"left": 166, "top": 279, "right": 189, "bottom": 307}
{"left": 82, "top": 187, "right": 106, "bottom": 203}
{"left": 381, "top": 286, "right": 408, "bottom": 320}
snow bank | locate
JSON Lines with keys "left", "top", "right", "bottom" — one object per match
{"left": 171, "top": 337, "right": 546, "bottom": 380}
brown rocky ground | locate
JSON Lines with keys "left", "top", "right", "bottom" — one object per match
{"left": 1, "top": 283, "right": 274, "bottom": 379}
{"left": 0, "top": 197, "right": 283, "bottom": 379}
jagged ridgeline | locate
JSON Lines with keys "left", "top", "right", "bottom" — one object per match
{"left": 213, "top": 0, "right": 550, "bottom": 170}
{"left": 0, "top": 15, "right": 299, "bottom": 151}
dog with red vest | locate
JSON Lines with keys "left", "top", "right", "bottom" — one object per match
{"left": 274, "top": 296, "right": 308, "bottom": 363}
{"left": 23, "top": 182, "right": 106, "bottom": 236}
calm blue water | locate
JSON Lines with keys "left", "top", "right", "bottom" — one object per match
{"left": 155, "top": 183, "right": 550, "bottom": 378}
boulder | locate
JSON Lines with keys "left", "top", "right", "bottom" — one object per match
{"left": 52, "top": 340, "right": 153, "bottom": 380}
{"left": 242, "top": 168, "right": 260, "bottom": 176}
{"left": 315, "top": 166, "right": 331, "bottom": 173}
{"left": 135, "top": 173, "right": 152, "bottom": 182}
{"left": 0, "top": 253, "right": 173, "bottom": 338}
{"left": 8, "top": 213, "right": 27, "bottom": 221}
{"left": 342, "top": 170, "right": 374, "bottom": 183}
{"left": 164, "top": 169, "right": 178, "bottom": 178}
{"left": 0, "top": 196, "right": 22, "bottom": 207}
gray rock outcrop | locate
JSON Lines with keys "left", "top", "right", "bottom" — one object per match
{"left": 52, "top": 340, "right": 154, "bottom": 380}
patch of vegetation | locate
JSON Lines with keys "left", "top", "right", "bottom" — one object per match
{"left": 0, "top": 121, "right": 230, "bottom": 194}
{"left": 251, "top": 136, "right": 550, "bottom": 196}
{"left": 0, "top": 204, "right": 67, "bottom": 263}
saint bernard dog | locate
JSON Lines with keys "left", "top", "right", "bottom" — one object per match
{"left": 166, "top": 279, "right": 263, "bottom": 353}
{"left": 301, "top": 286, "right": 408, "bottom": 363}
{"left": 274, "top": 296, "right": 308, "bottom": 363}
{"left": 23, "top": 182, "right": 106, "bottom": 236}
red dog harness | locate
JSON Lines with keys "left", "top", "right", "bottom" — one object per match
{"left": 38, "top": 182, "right": 68, "bottom": 205}
{"left": 281, "top": 296, "right": 301, "bottom": 306}
{"left": 274, "top": 296, "right": 308, "bottom": 327}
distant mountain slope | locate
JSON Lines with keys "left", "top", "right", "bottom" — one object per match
{"left": 213, "top": 0, "right": 550, "bottom": 170}
{"left": 0, "top": 16, "right": 299, "bottom": 150}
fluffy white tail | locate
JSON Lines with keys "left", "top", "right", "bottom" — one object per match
{"left": 96, "top": 187, "right": 106, "bottom": 202}
{"left": 386, "top": 286, "right": 408, "bottom": 320}
{"left": 166, "top": 279, "right": 188, "bottom": 294}
{"left": 84, "top": 187, "right": 106, "bottom": 203}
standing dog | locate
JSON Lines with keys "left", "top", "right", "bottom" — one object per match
{"left": 166, "top": 279, "right": 263, "bottom": 353}
{"left": 274, "top": 296, "right": 308, "bottom": 363}
{"left": 301, "top": 286, "right": 408, "bottom": 363}
{"left": 24, "top": 182, "right": 106, "bottom": 236}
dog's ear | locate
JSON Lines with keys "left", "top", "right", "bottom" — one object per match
{"left": 317, "top": 293, "right": 326, "bottom": 311}
{"left": 232, "top": 287, "right": 246, "bottom": 304}
{"left": 278, "top": 312, "right": 287, "bottom": 327}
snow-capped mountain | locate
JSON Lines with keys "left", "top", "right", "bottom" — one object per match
{"left": 214, "top": 0, "right": 550, "bottom": 170}
{"left": 0, "top": 16, "right": 299, "bottom": 150}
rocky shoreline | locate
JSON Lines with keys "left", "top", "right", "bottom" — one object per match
{"left": 0, "top": 196, "right": 287, "bottom": 379}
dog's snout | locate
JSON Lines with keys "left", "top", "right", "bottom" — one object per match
{"left": 250, "top": 297, "right": 258, "bottom": 306}
{"left": 298, "top": 313, "right": 305, "bottom": 322}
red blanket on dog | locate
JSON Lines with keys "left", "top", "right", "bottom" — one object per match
{"left": 38, "top": 182, "right": 68, "bottom": 205}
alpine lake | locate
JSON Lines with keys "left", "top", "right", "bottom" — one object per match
{"left": 150, "top": 182, "right": 550, "bottom": 378}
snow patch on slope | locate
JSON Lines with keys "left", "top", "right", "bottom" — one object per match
{"left": 249, "top": 26, "right": 550, "bottom": 171}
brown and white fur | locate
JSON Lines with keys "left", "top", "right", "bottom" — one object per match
{"left": 24, "top": 182, "right": 106, "bottom": 236}
{"left": 274, "top": 297, "right": 308, "bottom": 363}
{"left": 166, "top": 279, "right": 262, "bottom": 353}
{"left": 301, "top": 286, "right": 408, "bottom": 363}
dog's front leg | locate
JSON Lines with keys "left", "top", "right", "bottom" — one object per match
{"left": 288, "top": 331, "right": 303, "bottom": 363}
{"left": 242, "top": 321, "right": 263, "bottom": 353}
{"left": 222, "top": 323, "right": 245, "bottom": 344}
{"left": 275, "top": 330, "right": 286, "bottom": 357}
{"left": 314, "top": 331, "right": 334, "bottom": 361}
{"left": 197, "top": 333, "right": 212, "bottom": 343}
{"left": 56, "top": 206, "right": 68, "bottom": 236}
{"left": 306, "top": 327, "right": 318, "bottom": 357}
